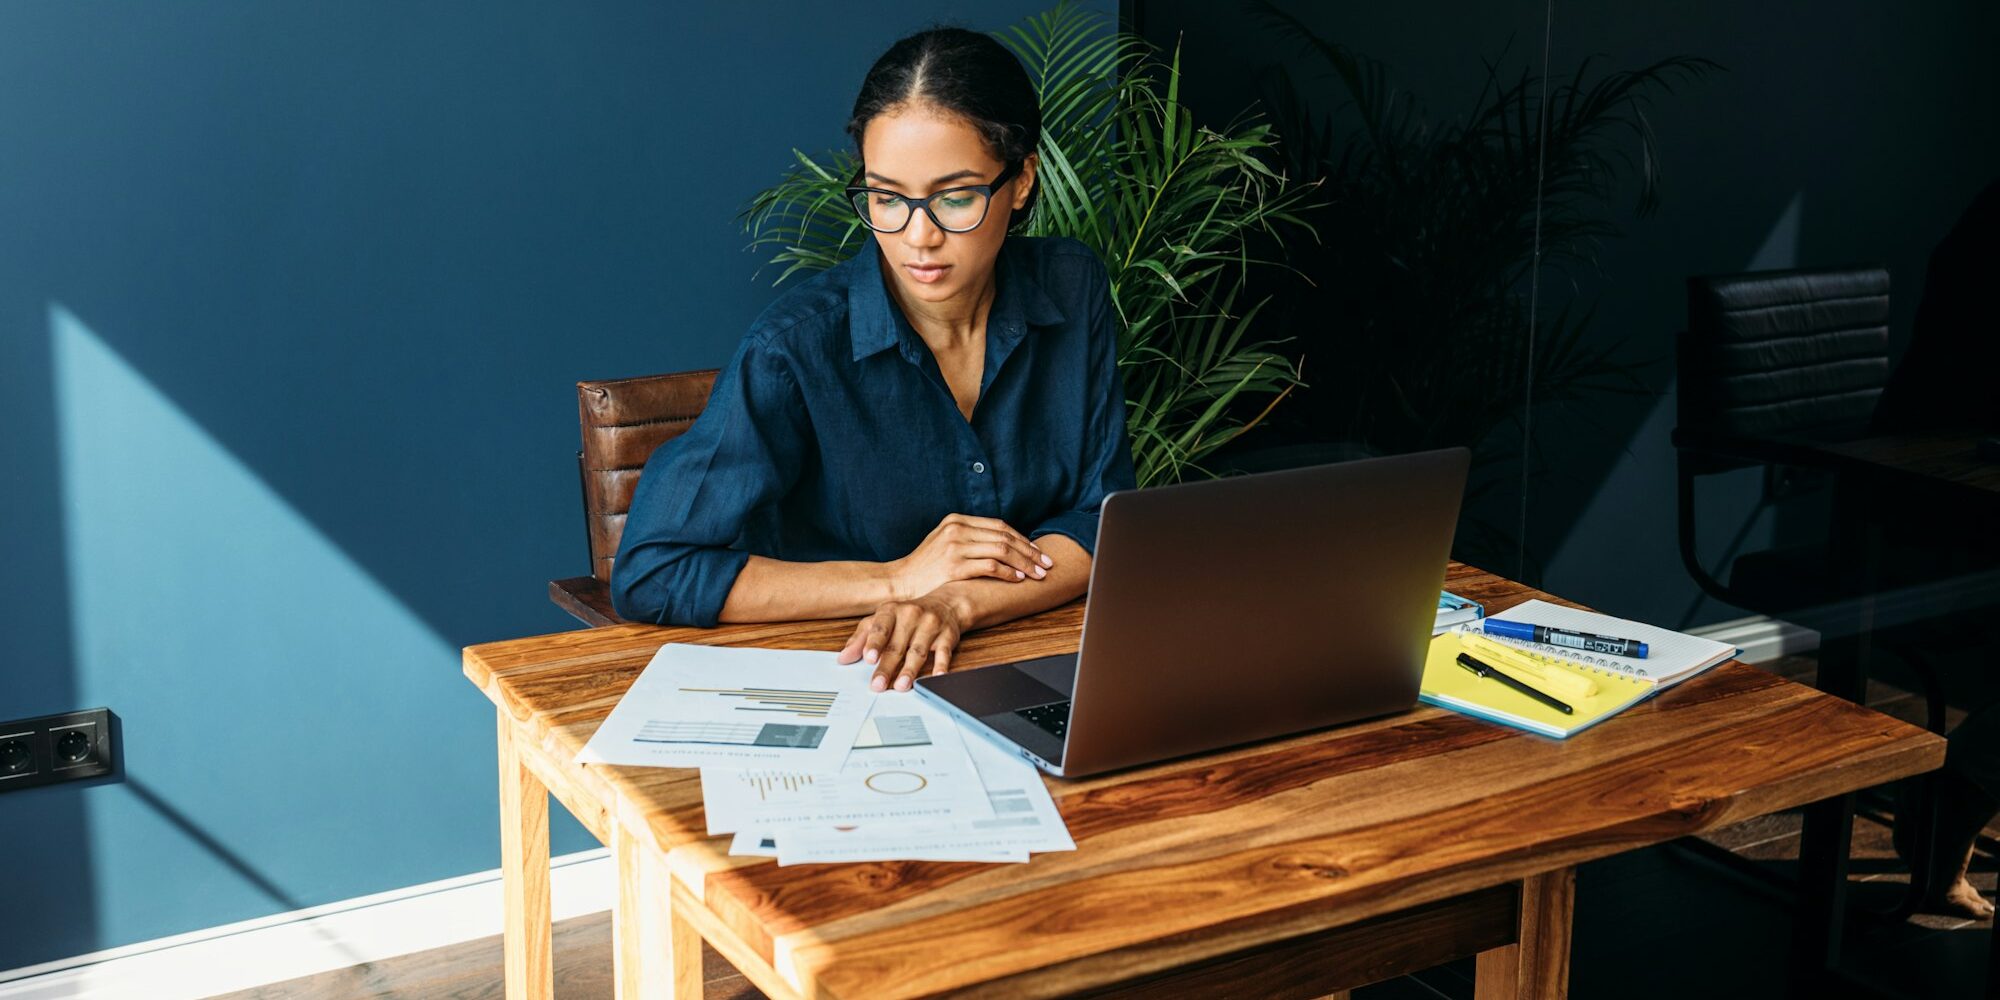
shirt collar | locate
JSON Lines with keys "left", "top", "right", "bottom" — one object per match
{"left": 846, "top": 240, "right": 1068, "bottom": 363}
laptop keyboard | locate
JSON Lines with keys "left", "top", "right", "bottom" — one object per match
{"left": 1015, "top": 701, "right": 1071, "bottom": 740}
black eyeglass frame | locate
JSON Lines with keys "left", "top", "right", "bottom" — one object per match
{"left": 844, "top": 161, "right": 1025, "bottom": 234}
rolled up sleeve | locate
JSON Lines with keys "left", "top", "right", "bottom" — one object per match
{"left": 610, "top": 333, "right": 807, "bottom": 626}
{"left": 1029, "top": 262, "right": 1137, "bottom": 555}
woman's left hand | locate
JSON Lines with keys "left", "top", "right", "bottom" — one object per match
{"left": 836, "top": 593, "right": 966, "bottom": 692}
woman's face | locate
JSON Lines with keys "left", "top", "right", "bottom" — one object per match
{"left": 859, "top": 103, "right": 1036, "bottom": 309}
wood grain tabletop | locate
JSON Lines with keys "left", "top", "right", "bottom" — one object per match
{"left": 465, "top": 562, "right": 1945, "bottom": 1000}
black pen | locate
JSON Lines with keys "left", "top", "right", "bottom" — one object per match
{"left": 1458, "top": 651, "right": 1573, "bottom": 715}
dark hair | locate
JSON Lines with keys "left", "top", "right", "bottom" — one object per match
{"left": 846, "top": 27, "right": 1041, "bottom": 226}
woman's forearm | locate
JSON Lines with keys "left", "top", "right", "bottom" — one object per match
{"left": 716, "top": 554, "right": 899, "bottom": 623}
{"left": 931, "top": 533, "right": 1092, "bottom": 632}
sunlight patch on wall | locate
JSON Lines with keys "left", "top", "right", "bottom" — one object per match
{"left": 52, "top": 304, "right": 475, "bottom": 946}
{"left": 1745, "top": 192, "right": 1804, "bottom": 272}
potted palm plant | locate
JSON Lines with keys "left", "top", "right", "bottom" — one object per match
{"left": 742, "top": 2, "right": 1318, "bottom": 487}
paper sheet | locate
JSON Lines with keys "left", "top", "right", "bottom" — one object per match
{"left": 700, "top": 693, "right": 993, "bottom": 835}
{"left": 1474, "top": 599, "right": 1736, "bottom": 686}
{"left": 729, "top": 829, "right": 1025, "bottom": 864}
{"left": 774, "top": 728, "right": 1073, "bottom": 865}
{"left": 727, "top": 831, "right": 778, "bottom": 857}
{"left": 577, "top": 643, "right": 872, "bottom": 771}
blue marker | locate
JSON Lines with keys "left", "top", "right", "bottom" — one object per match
{"left": 1484, "top": 619, "right": 1649, "bottom": 659}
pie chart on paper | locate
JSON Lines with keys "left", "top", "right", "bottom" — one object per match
{"left": 864, "top": 770, "right": 928, "bottom": 795}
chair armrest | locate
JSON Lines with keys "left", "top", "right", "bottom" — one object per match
{"left": 1671, "top": 426, "right": 1861, "bottom": 475}
{"left": 549, "top": 576, "right": 623, "bottom": 628}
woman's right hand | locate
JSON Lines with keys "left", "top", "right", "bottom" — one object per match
{"left": 887, "top": 513, "right": 1053, "bottom": 600}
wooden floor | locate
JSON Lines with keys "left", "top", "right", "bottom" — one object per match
{"left": 216, "top": 656, "right": 1997, "bottom": 1000}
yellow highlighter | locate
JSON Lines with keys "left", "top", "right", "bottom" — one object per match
{"left": 1459, "top": 633, "right": 1599, "bottom": 700}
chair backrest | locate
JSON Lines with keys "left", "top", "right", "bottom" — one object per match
{"left": 576, "top": 369, "right": 720, "bottom": 583}
{"left": 1680, "top": 265, "right": 1891, "bottom": 449}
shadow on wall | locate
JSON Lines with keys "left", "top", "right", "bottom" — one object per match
{"left": 1, "top": 304, "right": 542, "bottom": 968}
{"left": 0, "top": 293, "right": 94, "bottom": 970}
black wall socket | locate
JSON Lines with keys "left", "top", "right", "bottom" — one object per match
{"left": 0, "top": 707, "right": 114, "bottom": 793}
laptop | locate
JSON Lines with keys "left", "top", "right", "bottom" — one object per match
{"left": 915, "top": 447, "right": 1470, "bottom": 778}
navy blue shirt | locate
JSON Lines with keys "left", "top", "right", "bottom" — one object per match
{"left": 610, "top": 236, "right": 1138, "bottom": 627}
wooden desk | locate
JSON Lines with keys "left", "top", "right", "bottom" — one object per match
{"left": 466, "top": 563, "right": 1943, "bottom": 999}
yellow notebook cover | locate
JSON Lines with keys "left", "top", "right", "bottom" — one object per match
{"left": 1418, "top": 632, "right": 1656, "bottom": 738}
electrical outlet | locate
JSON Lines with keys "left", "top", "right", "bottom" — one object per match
{"left": 0, "top": 730, "right": 34, "bottom": 779}
{"left": 0, "top": 708, "right": 114, "bottom": 792}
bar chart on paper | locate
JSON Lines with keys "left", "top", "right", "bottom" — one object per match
{"left": 741, "top": 772, "right": 817, "bottom": 801}
{"left": 630, "top": 687, "right": 845, "bottom": 748}
{"left": 635, "top": 720, "right": 826, "bottom": 748}
{"left": 576, "top": 644, "right": 873, "bottom": 770}
{"left": 681, "top": 686, "right": 839, "bottom": 718}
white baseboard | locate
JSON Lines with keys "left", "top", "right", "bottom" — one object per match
{"left": 0, "top": 848, "right": 614, "bottom": 1000}
{"left": 1687, "top": 614, "right": 1819, "bottom": 664}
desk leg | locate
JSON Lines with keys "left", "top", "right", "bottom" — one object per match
{"left": 1474, "top": 868, "right": 1574, "bottom": 1000}
{"left": 497, "top": 709, "right": 554, "bottom": 1000}
{"left": 1789, "top": 793, "right": 1856, "bottom": 995}
{"left": 1786, "top": 526, "right": 1878, "bottom": 989}
{"left": 613, "top": 822, "right": 701, "bottom": 999}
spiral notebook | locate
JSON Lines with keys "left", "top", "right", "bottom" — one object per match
{"left": 1419, "top": 632, "right": 1655, "bottom": 739}
{"left": 1455, "top": 600, "right": 1737, "bottom": 689}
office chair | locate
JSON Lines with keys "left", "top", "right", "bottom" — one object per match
{"left": 1670, "top": 265, "right": 1950, "bottom": 725}
{"left": 1671, "top": 264, "right": 1970, "bottom": 917}
{"left": 549, "top": 368, "right": 720, "bottom": 627}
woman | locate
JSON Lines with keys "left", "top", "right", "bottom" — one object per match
{"left": 610, "top": 26, "right": 1136, "bottom": 696}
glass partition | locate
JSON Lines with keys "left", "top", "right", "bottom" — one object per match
{"left": 1129, "top": 0, "right": 1555, "bottom": 578}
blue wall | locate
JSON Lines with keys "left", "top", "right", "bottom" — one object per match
{"left": 0, "top": 0, "right": 1104, "bottom": 969}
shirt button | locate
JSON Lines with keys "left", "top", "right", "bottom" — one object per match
{"left": 971, "top": 461, "right": 987, "bottom": 474}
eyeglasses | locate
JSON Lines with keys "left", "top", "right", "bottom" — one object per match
{"left": 845, "top": 161, "right": 1023, "bottom": 234}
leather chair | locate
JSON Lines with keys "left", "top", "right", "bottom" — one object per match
{"left": 1671, "top": 265, "right": 1971, "bottom": 916}
{"left": 549, "top": 369, "right": 720, "bottom": 627}
{"left": 1672, "top": 265, "right": 1959, "bottom": 723}
{"left": 1673, "top": 265, "right": 1900, "bottom": 648}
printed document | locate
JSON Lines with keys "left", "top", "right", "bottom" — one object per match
{"left": 772, "top": 729, "right": 1073, "bottom": 865}
{"left": 577, "top": 644, "right": 872, "bottom": 771}
{"left": 700, "top": 693, "right": 991, "bottom": 835}
{"left": 728, "top": 830, "right": 1026, "bottom": 864}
